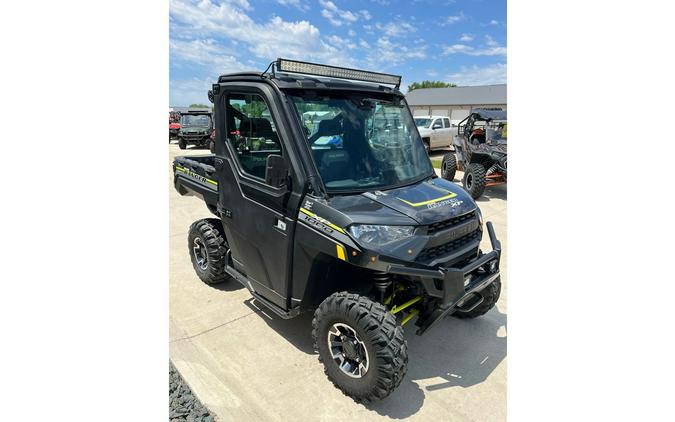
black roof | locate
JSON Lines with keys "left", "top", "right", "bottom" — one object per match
{"left": 472, "top": 109, "right": 507, "bottom": 120}
{"left": 217, "top": 71, "right": 401, "bottom": 95}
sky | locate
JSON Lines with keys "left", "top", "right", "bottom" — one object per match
{"left": 170, "top": 0, "right": 506, "bottom": 106}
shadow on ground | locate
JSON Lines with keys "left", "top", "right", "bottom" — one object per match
{"left": 476, "top": 184, "right": 507, "bottom": 202}
{"left": 243, "top": 297, "right": 507, "bottom": 419}
{"left": 207, "top": 279, "right": 246, "bottom": 292}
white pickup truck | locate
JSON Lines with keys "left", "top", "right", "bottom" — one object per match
{"left": 414, "top": 115, "right": 454, "bottom": 153}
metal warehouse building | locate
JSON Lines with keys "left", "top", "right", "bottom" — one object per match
{"left": 406, "top": 84, "right": 507, "bottom": 126}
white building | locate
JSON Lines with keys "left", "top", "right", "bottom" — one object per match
{"left": 406, "top": 84, "right": 507, "bottom": 126}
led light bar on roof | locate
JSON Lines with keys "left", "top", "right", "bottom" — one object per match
{"left": 276, "top": 58, "right": 401, "bottom": 88}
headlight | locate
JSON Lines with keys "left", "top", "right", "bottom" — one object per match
{"left": 349, "top": 224, "right": 414, "bottom": 248}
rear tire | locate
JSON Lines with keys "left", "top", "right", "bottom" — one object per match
{"left": 312, "top": 292, "right": 408, "bottom": 403}
{"left": 441, "top": 153, "right": 457, "bottom": 181}
{"left": 462, "top": 163, "right": 486, "bottom": 199}
{"left": 178, "top": 138, "right": 187, "bottom": 150}
{"left": 452, "top": 277, "right": 501, "bottom": 318}
{"left": 422, "top": 139, "right": 430, "bottom": 154}
{"left": 187, "top": 218, "right": 230, "bottom": 285}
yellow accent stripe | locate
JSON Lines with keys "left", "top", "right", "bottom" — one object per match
{"left": 300, "top": 208, "right": 346, "bottom": 234}
{"left": 397, "top": 191, "right": 457, "bottom": 207}
{"left": 175, "top": 165, "right": 218, "bottom": 186}
{"left": 336, "top": 244, "right": 346, "bottom": 261}
{"left": 300, "top": 207, "right": 316, "bottom": 217}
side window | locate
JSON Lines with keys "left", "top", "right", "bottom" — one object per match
{"left": 432, "top": 119, "right": 442, "bottom": 129}
{"left": 443, "top": 118, "right": 451, "bottom": 128}
{"left": 226, "top": 93, "right": 283, "bottom": 182}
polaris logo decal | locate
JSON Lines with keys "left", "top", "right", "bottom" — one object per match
{"left": 426, "top": 198, "right": 463, "bottom": 210}
{"left": 299, "top": 207, "right": 346, "bottom": 235}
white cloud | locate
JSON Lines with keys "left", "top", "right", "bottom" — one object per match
{"left": 319, "top": 0, "right": 359, "bottom": 27}
{"left": 359, "top": 38, "right": 370, "bottom": 48}
{"left": 365, "top": 36, "right": 427, "bottom": 69}
{"left": 459, "top": 33, "right": 473, "bottom": 42}
{"left": 169, "top": 0, "right": 354, "bottom": 66}
{"left": 446, "top": 63, "right": 506, "bottom": 86}
{"left": 348, "top": 29, "right": 356, "bottom": 37}
{"left": 442, "top": 36, "right": 506, "bottom": 56}
{"left": 275, "top": 0, "right": 309, "bottom": 12}
{"left": 170, "top": 77, "right": 217, "bottom": 106}
{"left": 360, "top": 10, "right": 372, "bottom": 21}
{"left": 170, "top": 38, "right": 250, "bottom": 74}
{"left": 489, "top": 19, "right": 499, "bottom": 25}
{"left": 445, "top": 12, "right": 466, "bottom": 25}
{"left": 375, "top": 21, "right": 416, "bottom": 37}
{"left": 370, "top": 0, "right": 389, "bottom": 4}
{"left": 326, "top": 35, "right": 356, "bottom": 50}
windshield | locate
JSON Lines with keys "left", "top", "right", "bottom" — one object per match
{"left": 486, "top": 121, "right": 507, "bottom": 143}
{"left": 181, "top": 114, "right": 211, "bottom": 127}
{"left": 414, "top": 118, "right": 432, "bottom": 128}
{"left": 289, "top": 92, "right": 433, "bottom": 192}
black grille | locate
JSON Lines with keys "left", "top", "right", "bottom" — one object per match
{"left": 426, "top": 211, "right": 476, "bottom": 235}
{"left": 417, "top": 229, "right": 481, "bottom": 263}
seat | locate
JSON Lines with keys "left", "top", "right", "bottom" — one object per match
{"left": 309, "top": 118, "right": 343, "bottom": 144}
{"left": 320, "top": 150, "right": 351, "bottom": 183}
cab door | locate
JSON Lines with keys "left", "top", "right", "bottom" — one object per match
{"left": 212, "top": 84, "right": 303, "bottom": 311}
{"left": 430, "top": 118, "right": 444, "bottom": 148}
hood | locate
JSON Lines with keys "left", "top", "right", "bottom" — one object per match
{"left": 363, "top": 177, "right": 476, "bottom": 224}
{"left": 327, "top": 177, "right": 476, "bottom": 226}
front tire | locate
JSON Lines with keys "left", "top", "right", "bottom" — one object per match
{"left": 178, "top": 137, "right": 187, "bottom": 149}
{"left": 462, "top": 163, "right": 486, "bottom": 199}
{"left": 187, "top": 218, "right": 230, "bottom": 285}
{"left": 312, "top": 292, "right": 408, "bottom": 403}
{"left": 453, "top": 278, "right": 501, "bottom": 318}
{"left": 441, "top": 153, "right": 457, "bottom": 181}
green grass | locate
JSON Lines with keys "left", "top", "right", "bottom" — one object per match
{"left": 430, "top": 158, "right": 442, "bottom": 169}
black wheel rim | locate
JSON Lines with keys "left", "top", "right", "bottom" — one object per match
{"left": 466, "top": 173, "right": 473, "bottom": 189}
{"left": 327, "top": 323, "right": 369, "bottom": 378}
{"left": 442, "top": 161, "right": 447, "bottom": 172}
{"left": 192, "top": 237, "right": 208, "bottom": 271}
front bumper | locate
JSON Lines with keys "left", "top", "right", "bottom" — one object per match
{"left": 387, "top": 221, "right": 502, "bottom": 335}
{"left": 180, "top": 134, "right": 210, "bottom": 144}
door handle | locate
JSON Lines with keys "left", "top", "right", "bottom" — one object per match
{"left": 274, "top": 218, "right": 287, "bottom": 231}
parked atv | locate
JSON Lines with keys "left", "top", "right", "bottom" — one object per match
{"left": 441, "top": 109, "right": 507, "bottom": 199}
{"left": 177, "top": 109, "right": 213, "bottom": 149}
{"left": 173, "top": 59, "right": 502, "bottom": 403}
{"left": 169, "top": 121, "right": 181, "bottom": 142}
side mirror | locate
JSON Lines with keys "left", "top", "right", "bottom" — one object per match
{"left": 265, "top": 154, "right": 288, "bottom": 188}
{"left": 207, "top": 90, "right": 214, "bottom": 104}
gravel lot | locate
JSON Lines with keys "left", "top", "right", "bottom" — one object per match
{"left": 170, "top": 362, "right": 215, "bottom": 422}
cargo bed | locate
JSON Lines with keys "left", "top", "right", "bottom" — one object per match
{"left": 173, "top": 155, "right": 218, "bottom": 210}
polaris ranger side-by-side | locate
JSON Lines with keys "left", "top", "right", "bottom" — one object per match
{"left": 177, "top": 108, "right": 214, "bottom": 149}
{"left": 173, "top": 59, "right": 502, "bottom": 402}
